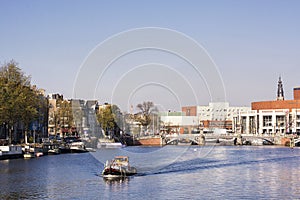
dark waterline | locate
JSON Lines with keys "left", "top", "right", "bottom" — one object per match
{"left": 0, "top": 146, "right": 299, "bottom": 200}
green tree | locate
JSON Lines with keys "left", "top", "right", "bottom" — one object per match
{"left": 56, "top": 100, "right": 74, "bottom": 136}
{"left": 97, "top": 104, "right": 122, "bottom": 137}
{"left": 0, "top": 60, "right": 41, "bottom": 143}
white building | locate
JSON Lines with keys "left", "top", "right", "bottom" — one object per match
{"left": 240, "top": 78, "right": 300, "bottom": 135}
{"left": 160, "top": 102, "right": 251, "bottom": 134}
{"left": 196, "top": 102, "right": 250, "bottom": 122}
{"left": 241, "top": 108, "right": 300, "bottom": 135}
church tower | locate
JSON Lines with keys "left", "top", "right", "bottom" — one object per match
{"left": 277, "top": 76, "right": 284, "bottom": 101}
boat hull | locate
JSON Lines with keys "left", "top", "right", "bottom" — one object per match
{"left": 0, "top": 153, "right": 23, "bottom": 160}
{"left": 0, "top": 146, "right": 23, "bottom": 160}
{"left": 102, "top": 167, "right": 137, "bottom": 177}
{"left": 70, "top": 148, "right": 88, "bottom": 153}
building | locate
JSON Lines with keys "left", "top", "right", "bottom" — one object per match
{"left": 72, "top": 99, "right": 101, "bottom": 138}
{"left": 160, "top": 102, "right": 250, "bottom": 134}
{"left": 48, "top": 93, "right": 65, "bottom": 136}
{"left": 48, "top": 94, "right": 100, "bottom": 138}
{"left": 241, "top": 77, "right": 300, "bottom": 135}
{"left": 160, "top": 111, "right": 198, "bottom": 134}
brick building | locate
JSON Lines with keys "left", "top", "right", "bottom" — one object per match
{"left": 241, "top": 77, "right": 300, "bottom": 135}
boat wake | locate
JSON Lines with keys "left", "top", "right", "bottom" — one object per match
{"left": 134, "top": 155, "right": 300, "bottom": 177}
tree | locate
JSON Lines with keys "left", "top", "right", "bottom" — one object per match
{"left": 97, "top": 104, "right": 122, "bottom": 138}
{"left": 56, "top": 100, "right": 74, "bottom": 136}
{"left": 135, "top": 101, "right": 158, "bottom": 132}
{"left": 0, "top": 60, "right": 41, "bottom": 143}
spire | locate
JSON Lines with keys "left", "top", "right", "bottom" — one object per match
{"left": 277, "top": 76, "right": 284, "bottom": 100}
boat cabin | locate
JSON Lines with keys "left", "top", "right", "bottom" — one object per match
{"left": 113, "top": 156, "right": 129, "bottom": 166}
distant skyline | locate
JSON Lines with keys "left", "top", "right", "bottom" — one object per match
{"left": 1, "top": 1, "right": 300, "bottom": 112}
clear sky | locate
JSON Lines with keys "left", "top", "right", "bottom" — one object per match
{"left": 1, "top": 0, "right": 299, "bottom": 112}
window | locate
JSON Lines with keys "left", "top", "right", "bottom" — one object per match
{"left": 263, "top": 116, "right": 272, "bottom": 127}
{"left": 276, "top": 116, "right": 285, "bottom": 127}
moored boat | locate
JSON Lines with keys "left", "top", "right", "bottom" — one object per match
{"left": 63, "top": 137, "right": 88, "bottom": 153}
{"left": 35, "top": 151, "right": 43, "bottom": 157}
{"left": 23, "top": 151, "right": 35, "bottom": 159}
{"left": 102, "top": 156, "right": 137, "bottom": 178}
{"left": 97, "top": 138, "right": 125, "bottom": 148}
{"left": 69, "top": 141, "right": 88, "bottom": 153}
{"left": 43, "top": 143, "right": 61, "bottom": 155}
{"left": 35, "top": 148, "right": 44, "bottom": 157}
{"left": 97, "top": 142, "right": 124, "bottom": 148}
{"left": 0, "top": 145, "right": 23, "bottom": 160}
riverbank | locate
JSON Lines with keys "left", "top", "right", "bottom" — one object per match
{"left": 1, "top": 134, "right": 299, "bottom": 161}
{"left": 0, "top": 140, "right": 91, "bottom": 160}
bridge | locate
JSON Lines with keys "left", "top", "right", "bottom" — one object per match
{"left": 292, "top": 138, "right": 300, "bottom": 146}
{"left": 165, "top": 134, "right": 202, "bottom": 145}
{"left": 164, "top": 134, "right": 235, "bottom": 145}
{"left": 164, "top": 134, "right": 280, "bottom": 145}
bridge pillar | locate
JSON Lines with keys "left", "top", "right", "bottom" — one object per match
{"left": 290, "top": 137, "right": 295, "bottom": 148}
{"left": 160, "top": 136, "right": 166, "bottom": 146}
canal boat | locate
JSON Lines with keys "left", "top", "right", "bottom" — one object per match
{"left": 102, "top": 156, "right": 137, "bottom": 178}
{"left": 0, "top": 145, "right": 23, "bottom": 160}
{"left": 62, "top": 137, "right": 89, "bottom": 153}
{"left": 69, "top": 140, "right": 88, "bottom": 153}
{"left": 23, "top": 151, "right": 35, "bottom": 159}
{"left": 43, "top": 143, "right": 61, "bottom": 155}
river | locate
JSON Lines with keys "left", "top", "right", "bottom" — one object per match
{"left": 0, "top": 145, "right": 299, "bottom": 199}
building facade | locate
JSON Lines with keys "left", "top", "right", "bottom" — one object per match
{"left": 241, "top": 77, "right": 300, "bottom": 135}
{"left": 160, "top": 102, "right": 250, "bottom": 134}
{"left": 48, "top": 94, "right": 100, "bottom": 138}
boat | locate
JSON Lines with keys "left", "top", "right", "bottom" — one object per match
{"left": 43, "top": 143, "right": 61, "bottom": 155}
{"left": 35, "top": 148, "right": 44, "bottom": 157}
{"left": 23, "top": 151, "right": 35, "bottom": 159}
{"left": 48, "top": 147, "right": 60, "bottom": 155}
{"left": 62, "top": 136, "right": 88, "bottom": 153}
{"left": 97, "top": 142, "right": 124, "bottom": 148}
{"left": 35, "top": 151, "right": 43, "bottom": 157}
{"left": 251, "top": 138, "right": 274, "bottom": 146}
{"left": 97, "top": 138, "right": 125, "bottom": 148}
{"left": 69, "top": 141, "right": 88, "bottom": 153}
{"left": 0, "top": 145, "right": 23, "bottom": 160}
{"left": 102, "top": 156, "right": 137, "bottom": 178}
{"left": 59, "top": 143, "right": 71, "bottom": 154}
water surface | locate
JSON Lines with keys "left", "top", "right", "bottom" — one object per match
{"left": 0, "top": 146, "right": 299, "bottom": 199}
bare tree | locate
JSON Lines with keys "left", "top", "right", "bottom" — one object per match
{"left": 136, "top": 101, "right": 157, "bottom": 132}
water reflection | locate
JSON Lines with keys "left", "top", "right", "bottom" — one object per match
{"left": 103, "top": 176, "right": 130, "bottom": 185}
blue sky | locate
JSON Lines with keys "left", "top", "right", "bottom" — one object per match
{"left": 1, "top": 0, "right": 299, "bottom": 111}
